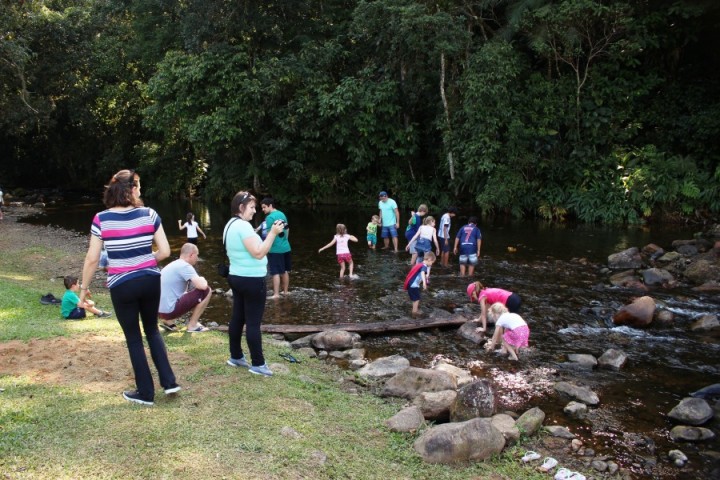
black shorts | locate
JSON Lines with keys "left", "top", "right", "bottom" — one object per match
{"left": 407, "top": 287, "right": 421, "bottom": 301}
{"left": 438, "top": 237, "right": 451, "bottom": 253}
{"left": 267, "top": 252, "right": 292, "bottom": 275}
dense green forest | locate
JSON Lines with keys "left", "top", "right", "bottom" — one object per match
{"left": 1, "top": 0, "right": 719, "bottom": 222}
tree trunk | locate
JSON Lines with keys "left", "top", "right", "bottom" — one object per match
{"left": 440, "top": 53, "right": 455, "bottom": 180}
{"left": 254, "top": 314, "right": 470, "bottom": 334}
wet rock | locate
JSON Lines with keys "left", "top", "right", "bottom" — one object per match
{"left": 658, "top": 251, "right": 683, "bottom": 262}
{"left": 312, "top": 330, "right": 360, "bottom": 350}
{"left": 491, "top": 414, "right": 520, "bottom": 445}
{"left": 612, "top": 296, "right": 656, "bottom": 328}
{"left": 641, "top": 268, "right": 674, "bottom": 286}
{"left": 343, "top": 348, "right": 366, "bottom": 360}
{"left": 545, "top": 425, "right": 575, "bottom": 439}
{"left": 684, "top": 258, "right": 720, "bottom": 285}
{"left": 413, "top": 390, "right": 457, "bottom": 421}
{"left": 567, "top": 353, "right": 597, "bottom": 369}
{"left": 668, "top": 449, "right": 688, "bottom": 467}
{"left": 357, "top": 354, "right": 409, "bottom": 379}
{"left": 609, "top": 270, "right": 640, "bottom": 287}
{"left": 598, "top": 348, "right": 628, "bottom": 370}
{"left": 450, "top": 379, "right": 495, "bottom": 421}
{"left": 669, "top": 425, "right": 716, "bottom": 442}
{"left": 694, "top": 281, "right": 720, "bottom": 292}
{"left": 642, "top": 243, "right": 665, "bottom": 260}
{"left": 564, "top": 401, "right": 588, "bottom": 418}
{"left": 690, "top": 383, "right": 720, "bottom": 401}
{"left": 690, "top": 314, "right": 720, "bottom": 332}
{"left": 654, "top": 309, "right": 675, "bottom": 325}
{"left": 382, "top": 367, "right": 456, "bottom": 400}
{"left": 591, "top": 459, "right": 608, "bottom": 472}
{"left": 668, "top": 397, "right": 714, "bottom": 425}
{"left": 554, "top": 381, "right": 600, "bottom": 405}
{"left": 515, "top": 407, "right": 545, "bottom": 436}
{"left": 413, "top": 418, "right": 505, "bottom": 464}
{"left": 676, "top": 244, "right": 698, "bottom": 256}
{"left": 608, "top": 247, "right": 642, "bottom": 269}
{"left": 457, "top": 321, "right": 486, "bottom": 344}
{"left": 432, "top": 362, "right": 475, "bottom": 387}
{"left": 385, "top": 406, "right": 425, "bottom": 433}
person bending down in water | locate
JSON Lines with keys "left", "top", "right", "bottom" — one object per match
{"left": 467, "top": 281, "right": 522, "bottom": 333}
{"left": 481, "top": 302, "right": 529, "bottom": 361}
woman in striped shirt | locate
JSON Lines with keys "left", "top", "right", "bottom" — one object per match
{"left": 79, "top": 169, "right": 177, "bottom": 406}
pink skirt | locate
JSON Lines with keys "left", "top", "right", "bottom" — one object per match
{"left": 503, "top": 325, "right": 529, "bottom": 348}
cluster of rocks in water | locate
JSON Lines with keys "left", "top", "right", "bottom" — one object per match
{"left": 257, "top": 328, "right": 719, "bottom": 478}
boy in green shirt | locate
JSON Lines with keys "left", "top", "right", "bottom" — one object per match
{"left": 61, "top": 275, "right": 112, "bottom": 320}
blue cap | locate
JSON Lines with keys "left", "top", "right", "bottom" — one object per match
{"left": 379, "top": 191, "right": 388, "bottom": 197}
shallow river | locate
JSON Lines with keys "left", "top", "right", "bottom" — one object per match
{"left": 27, "top": 199, "right": 720, "bottom": 479}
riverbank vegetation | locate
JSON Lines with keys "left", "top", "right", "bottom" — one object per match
{"left": 0, "top": 212, "right": 552, "bottom": 479}
{"left": 1, "top": 0, "right": 719, "bottom": 223}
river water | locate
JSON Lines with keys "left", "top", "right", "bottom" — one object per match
{"left": 25, "top": 198, "right": 720, "bottom": 479}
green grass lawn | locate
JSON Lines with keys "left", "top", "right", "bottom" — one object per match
{"left": 0, "top": 241, "right": 547, "bottom": 479}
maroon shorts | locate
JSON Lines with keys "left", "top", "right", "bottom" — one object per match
{"left": 337, "top": 253, "right": 353, "bottom": 264}
{"left": 159, "top": 288, "right": 210, "bottom": 320}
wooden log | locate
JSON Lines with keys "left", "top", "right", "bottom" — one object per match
{"left": 260, "top": 314, "right": 470, "bottom": 334}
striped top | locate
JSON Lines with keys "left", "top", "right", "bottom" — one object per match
{"left": 91, "top": 207, "right": 161, "bottom": 288}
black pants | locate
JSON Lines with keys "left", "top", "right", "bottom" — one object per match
{"left": 111, "top": 274, "right": 176, "bottom": 401}
{"left": 227, "top": 275, "right": 267, "bottom": 366}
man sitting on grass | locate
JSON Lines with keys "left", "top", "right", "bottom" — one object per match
{"left": 158, "top": 243, "right": 212, "bottom": 332}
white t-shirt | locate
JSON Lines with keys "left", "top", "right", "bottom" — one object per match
{"left": 335, "top": 234, "right": 351, "bottom": 255}
{"left": 186, "top": 221, "right": 199, "bottom": 238}
{"left": 496, "top": 312, "right": 526, "bottom": 330}
{"left": 438, "top": 213, "right": 451, "bottom": 239}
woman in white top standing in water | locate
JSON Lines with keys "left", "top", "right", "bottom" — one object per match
{"left": 318, "top": 224, "right": 359, "bottom": 279}
{"left": 178, "top": 212, "right": 206, "bottom": 245}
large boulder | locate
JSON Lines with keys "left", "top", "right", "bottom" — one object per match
{"left": 612, "top": 296, "right": 656, "bottom": 328}
{"left": 667, "top": 397, "right": 714, "bottom": 425}
{"left": 567, "top": 353, "right": 597, "bottom": 370}
{"left": 413, "top": 390, "right": 457, "bottom": 421}
{"left": 450, "top": 379, "right": 495, "bottom": 421}
{"left": 413, "top": 418, "right": 506, "bottom": 464}
{"left": 357, "top": 355, "right": 409, "bottom": 379}
{"left": 669, "top": 425, "right": 716, "bottom": 442}
{"left": 515, "top": 407, "right": 545, "bottom": 436}
{"left": 683, "top": 258, "right": 720, "bottom": 285}
{"left": 311, "top": 330, "right": 360, "bottom": 350}
{"left": 641, "top": 268, "right": 674, "bottom": 286}
{"left": 608, "top": 247, "right": 642, "bottom": 269}
{"left": 554, "top": 382, "right": 600, "bottom": 405}
{"left": 432, "top": 361, "right": 475, "bottom": 387}
{"left": 382, "top": 367, "right": 456, "bottom": 400}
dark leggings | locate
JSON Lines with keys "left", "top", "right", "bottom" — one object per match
{"left": 506, "top": 293, "right": 522, "bottom": 313}
{"left": 227, "top": 275, "right": 267, "bottom": 366}
{"left": 111, "top": 275, "right": 176, "bottom": 401}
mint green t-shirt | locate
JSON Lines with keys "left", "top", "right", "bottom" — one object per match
{"left": 265, "top": 210, "right": 291, "bottom": 254}
{"left": 224, "top": 218, "right": 268, "bottom": 277}
{"left": 61, "top": 290, "right": 80, "bottom": 318}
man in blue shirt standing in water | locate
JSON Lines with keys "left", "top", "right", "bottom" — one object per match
{"left": 378, "top": 191, "right": 400, "bottom": 252}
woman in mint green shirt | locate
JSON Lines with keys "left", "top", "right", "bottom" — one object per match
{"left": 223, "top": 191, "right": 285, "bottom": 377}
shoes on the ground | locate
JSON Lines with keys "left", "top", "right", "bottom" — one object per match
{"left": 187, "top": 324, "right": 209, "bottom": 332}
{"left": 164, "top": 384, "right": 182, "bottom": 395}
{"left": 249, "top": 364, "right": 273, "bottom": 377}
{"left": 159, "top": 322, "right": 178, "bottom": 332}
{"left": 122, "top": 390, "right": 154, "bottom": 406}
{"left": 40, "top": 293, "right": 61, "bottom": 305}
{"left": 521, "top": 451, "right": 542, "bottom": 462}
{"left": 538, "top": 457, "right": 558, "bottom": 472}
{"left": 554, "top": 468, "right": 573, "bottom": 480}
{"left": 97, "top": 310, "right": 112, "bottom": 318}
{"left": 227, "top": 356, "right": 250, "bottom": 368}
{"left": 279, "top": 352, "right": 300, "bottom": 363}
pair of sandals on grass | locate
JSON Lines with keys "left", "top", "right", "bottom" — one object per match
{"left": 160, "top": 321, "right": 208, "bottom": 333}
{"left": 521, "top": 451, "right": 586, "bottom": 480}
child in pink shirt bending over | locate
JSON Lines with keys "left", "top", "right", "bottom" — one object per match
{"left": 467, "top": 281, "right": 523, "bottom": 332}
{"left": 319, "top": 224, "right": 359, "bottom": 279}
{"left": 482, "top": 302, "right": 529, "bottom": 361}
